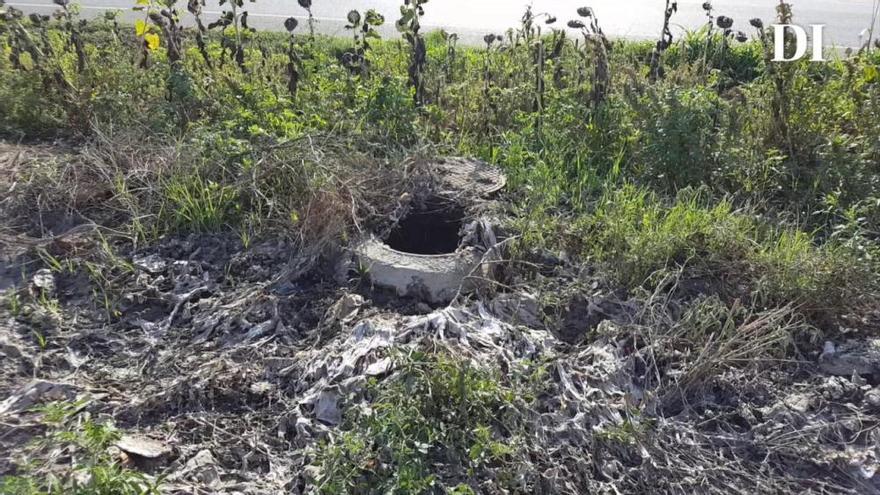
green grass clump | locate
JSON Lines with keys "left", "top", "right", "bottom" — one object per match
{"left": 162, "top": 173, "right": 240, "bottom": 233}
{"left": 571, "top": 184, "right": 875, "bottom": 318}
{"left": 313, "top": 350, "right": 534, "bottom": 493}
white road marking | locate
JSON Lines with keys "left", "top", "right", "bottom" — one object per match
{"left": 7, "top": 2, "right": 345, "bottom": 22}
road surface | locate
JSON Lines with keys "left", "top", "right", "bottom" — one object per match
{"left": 7, "top": 0, "right": 879, "bottom": 47}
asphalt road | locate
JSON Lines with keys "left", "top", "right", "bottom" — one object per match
{"left": 7, "top": 0, "right": 879, "bottom": 47}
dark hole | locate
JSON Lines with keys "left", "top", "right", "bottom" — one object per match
{"left": 385, "top": 199, "right": 464, "bottom": 255}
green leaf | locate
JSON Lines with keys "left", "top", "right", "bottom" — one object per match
{"left": 864, "top": 65, "right": 879, "bottom": 84}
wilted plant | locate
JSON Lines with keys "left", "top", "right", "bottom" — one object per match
{"left": 133, "top": 0, "right": 161, "bottom": 68}
{"left": 207, "top": 0, "right": 256, "bottom": 72}
{"left": 102, "top": 10, "right": 122, "bottom": 44}
{"left": 568, "top": 6, "right": 610, "bottom": 108}
{"left": 1, "top": 7, "right": 42, "bottom": 70}
{"left": 480, "top": 33, "right": 503, "bottom": 127}
{"left": 297, "top": 0, "right": 314, "bottom": 39}
{"left": 134, "top": 0, "right": 194, "bottom": 123}
{"left": 343, "top": 9, "right": 384, "bottom": 78}
{"left": 766, "top": 1, "right": 796, "bottom": 158}
{"left": 397, "top": 0, "right": 427, "bottom": 106}
{"left": 520, "top": 6, "right": 562, "bottom": 125}
{"left": 187, "top": 0, "right": 212, "bottom": 68}
{"left": 713, "top": 14, "right": 741, "bottom": 74}
{"left": 440, "top": 29, "right": 458, "bottom": 84}
{"left": 0, "top": 3, "right": 100, "bottom": 132}
{"left": 147, "top": 3, "right": 183, "bottom": 67}
{"left": 519, "top": 5, "right": 557, "bottom": 45}
{"left": 649, "top": 0, "right": 677, "bottom": 82}
{"left": 284, "top": 17, "right": 302, "bottom": 96}
{"left": 52, "top": 0, "right": 86, "bottom": 74}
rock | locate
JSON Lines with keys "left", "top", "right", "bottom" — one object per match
{"left": 782, "top": 393, "right": 813, "bottom": 413}
{"left": 820, "top": 376, "right": 860, "bottom": 401}
{"left": 180, "top": 449, "right": 221, "bottom": 487}
{"left": 865, "top": 388, "right": 880, "bottom": 409}
{"left": 819, "top": 339, "right": 880, "bottom": 377}
{"left": 324, "top": 294, "right": 364, "bottom": 326}
{"left": 365, "top": 357, "right": 391, "bottom": 376}
{"left": 490, "top": 292, "right": 542, "bottom": 328}
{"left": 31, "top": 269, "right": 55, "bottom": 296}
{"left": 249, "top": 381, "right": 274, "bottom": 395}
{"left": 132, "top": 254, "right": 167, "bottom": 275}
{"left": 116, "top": 435, "right": 171, "bottom": 459}
{"left": 314, "top": 390, "right": 341, "bottom": 425}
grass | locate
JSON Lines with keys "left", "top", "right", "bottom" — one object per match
{"left": 313, "top": 349, "right": 535, "bottom": 493}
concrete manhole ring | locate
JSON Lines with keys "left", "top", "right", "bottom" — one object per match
{"left": 354, "top": 157, "right": 505, "bottom": 303}
{"left": 355, "top": 238, "right": 481, "bottom": 304}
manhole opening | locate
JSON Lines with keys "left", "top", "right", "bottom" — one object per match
{"left": 385, "top": 199, "right": 465, "bottom": 255}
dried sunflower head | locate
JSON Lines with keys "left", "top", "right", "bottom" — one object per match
{"left": 568, "top": 19, "right": 585, "bottom": 29}
{"left": 576, "top": 7, "right": 592, "bottom": 18}
{"left": 483, "top": 33, "right": 496, "bottom": 45}
{"left": 749, "top": 18, "right": 763, "bottom": 29}
{"left": 702, "top": 1, "right": 712, "bottom": 11}
{"left": 284, "top": 17, "right": 298, "bottom": 32}
{"left": 347, "top": 10, "right": 361, "bottom": 26}
{"left": 297, "top": 0, "right": 311, "bottom": 8}
{"left": 735, "top": 31, "right": 747, "bottom": 42}
{"left": 546, "top": 15, "right": 557, "bottom": 24}
{"left": 716, "top": 15, "right": 733, "bottom": 29}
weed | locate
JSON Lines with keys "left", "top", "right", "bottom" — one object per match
{"left": 297, "top": 0, "right": 315, "bottom": 40}
{"left": 649, "top": 0, "right": 677, "bottom": 81}
{"left": 568, "top": 7, "right": 610, "bottom": 108}
{"left": 2, "top": 401, "right": 162, "bottom": 495}
{"left": 397, "top": 0, "right": 427, "bottom": 106}
{"left": 314, "top": 349, "right": 531, "bottom": 493}
{"left": 5, "top": 290, "right": 22, "bottom": 316}
{"left": 283, "top": 17, "right": 302, "bottom": 97}
{"left": 163, "top": 173, "right": 238, "bottom": 232}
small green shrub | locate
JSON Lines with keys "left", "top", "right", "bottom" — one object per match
{"left": 1, "top": 401, "right": 161, "bottom": 495}
{"left": 313, "top": 350, "right": 532, "bottom": 493}
{"left": 631, "top": 85, "right": 723, "bottom": 189}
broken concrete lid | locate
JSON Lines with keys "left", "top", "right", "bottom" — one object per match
{"left": 116, "top": 435, "right": 171, "bottom": 459}
{"left": 430, "top": 157, "right": 506, "bottom": 198}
